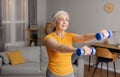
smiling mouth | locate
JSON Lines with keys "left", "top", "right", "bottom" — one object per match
{"left": 62, "top": 24, "right": 67, "bottom": 27}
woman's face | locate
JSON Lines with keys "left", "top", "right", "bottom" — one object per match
{"left": 55, "top": 13, "right": 69, "bottom": 31}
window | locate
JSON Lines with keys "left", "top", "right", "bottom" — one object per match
{"left": 1, "top": 0, "right": 28, "bottom": 47}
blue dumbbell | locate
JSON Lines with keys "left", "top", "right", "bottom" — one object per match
{"left": 76, "top": 47, "right": 96, "bottom": 56}
{"left": 96, "top": 30, "right": 112, "bottom": 41}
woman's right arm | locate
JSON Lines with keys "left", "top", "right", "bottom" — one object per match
{"left": 45, "top": 38, "right": 77, "bottom": 53}
{"left": 45, "top": 38, "right": 94, "bottom": 55}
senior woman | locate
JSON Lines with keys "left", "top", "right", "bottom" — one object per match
{"left": 44, "top": 10, "right": 109, "bottom": 77}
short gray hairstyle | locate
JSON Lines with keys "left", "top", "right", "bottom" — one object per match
{"left": 52, "top": 10, "right": 69, "bottom": 26}
{"left": 53, "top": 10, "right": 69, "bottom": 21}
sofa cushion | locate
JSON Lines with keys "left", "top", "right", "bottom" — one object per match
{"left": 0, "top": 52, "right": 9, "bottom": 65}
{"left": 7, "top": 46, "right": 40, "bottom": 62}
{"left": 6, "top": 50, "right": 25, "bottom": 65}
{"left": 1, "top": 62, "right": 40, "bottom": 74}
{"left": 40, "top": 46, "right": 48, "bottom": 74}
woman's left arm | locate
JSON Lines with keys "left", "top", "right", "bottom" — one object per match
{"left": 73, "top": 33, "right": 96, "bottom": 43}
{"left": 73, "top": 29, "right": 109, "bottom": 43}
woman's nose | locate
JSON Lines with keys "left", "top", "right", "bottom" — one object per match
{"left": 63, "top": 20, "right": 66, "bottom": 24}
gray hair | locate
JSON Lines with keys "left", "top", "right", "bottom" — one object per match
{"left": 52, "top": 10, "right": 69, "bottom": 27}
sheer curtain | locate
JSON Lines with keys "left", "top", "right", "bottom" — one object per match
{"left": 28, "top": 0, "right": 37, "bottom": 26}
{"left": 1, "top": 0, "right": 28, "bottom": 47}
{"left": 0, "top": 0, "right": 5, "bottom": 51}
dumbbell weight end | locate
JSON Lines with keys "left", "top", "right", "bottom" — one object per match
{"left": 95, "top": 33, "right": 104, "bottom": 41}
{"left": 108, "top": 30, "right": 112, "bottom": 38}
{"left": 76, "top": 48, "right": 84, "bottom": 56}
{"left": 91, "top": 47, "right": 96, "bottom": 55}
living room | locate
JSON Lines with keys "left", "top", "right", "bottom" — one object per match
{"left": 0, "top": 0, "right": 120, "bottom": 77}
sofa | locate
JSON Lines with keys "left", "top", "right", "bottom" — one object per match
{"left": 0, "top": 46, "right": 84, "bottom": 77}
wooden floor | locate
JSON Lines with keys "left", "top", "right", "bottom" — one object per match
{"left": 84, "top": 65, "right": 120, "bottom": 77}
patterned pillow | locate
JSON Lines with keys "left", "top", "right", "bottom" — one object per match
{"left": 0, "top": 52, "right": 10, "bottom": 64}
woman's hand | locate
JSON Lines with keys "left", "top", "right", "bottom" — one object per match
{"left": 83, "top": 46, "right": 92, "bottom": 55}
{"left": 100, "top": 29, "right": 109, "bottom": 39}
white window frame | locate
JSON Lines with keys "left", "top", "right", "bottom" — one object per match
{"left": 2, "top": 0, "right": 28, "bottom": 47}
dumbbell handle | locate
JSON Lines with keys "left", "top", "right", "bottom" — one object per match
{"left": 96, "top": 30, "right": 112, "bottom": 41}
{"left": 76, "top": 47, "right": 96, "bottom": 56}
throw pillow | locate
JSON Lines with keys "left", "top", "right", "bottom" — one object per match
{"left": 6, "top": 50, "right": 25, "bottom": 65}
{"left": 0, "top": 52, "right": 9, "bottom": 64}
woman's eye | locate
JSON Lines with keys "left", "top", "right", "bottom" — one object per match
{"left": 62, "top": 19, "right": 68, "bottom": 21}
{"left": 58, "top": 18, "right": 69, "bottom": 22}
{"left": 66, "top": 19, "right": 69, "bottom": 21}
{"left": 59, "top": 19, "right": 63, "bottom": 21}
